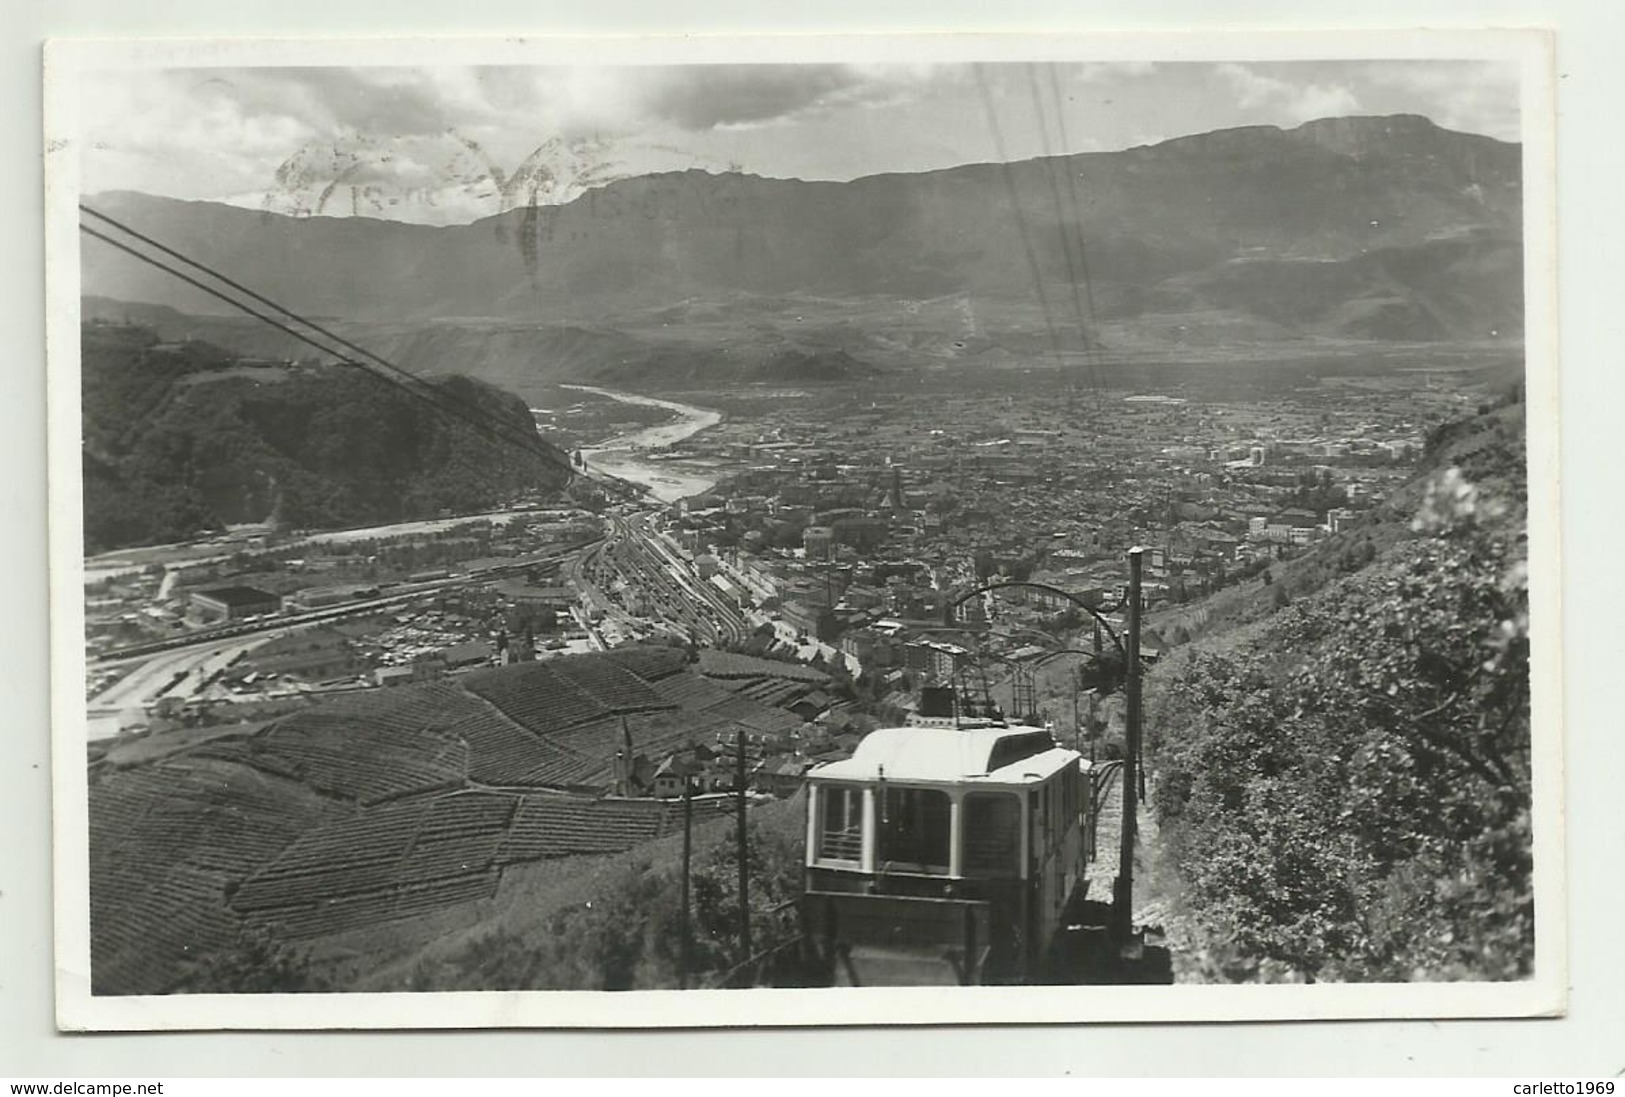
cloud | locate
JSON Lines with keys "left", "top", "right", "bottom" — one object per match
{"left": 1215, "top": 62, "right": 1289, "bottom": 109}
{"left": 1358, "top": 60, "right": 1521, "bottom": 140}
{"left": 1215, "top": 62, "right": 1363, "bottom": 122}
{"left": 183, "top": 68, "right": 474, "bottom": 138}
{"left": 280, "top": 69, "right": 461, "bottom": 136}
{"left": 1291, "top": 82, "right": 1362, "bottom": 120}
{"left": 1072, "top": 60, "right": 1158, "bottom": 83}
{"left": 632, "top": 65, "right": 909, "bottom": 130}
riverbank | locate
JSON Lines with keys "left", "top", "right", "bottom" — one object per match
{"left": 564, "top": 384, "right": 726, "bottom": 502}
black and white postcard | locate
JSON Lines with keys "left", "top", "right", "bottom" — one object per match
{"left": 43, "top": 30, "right": 1562, "bottom": 1030}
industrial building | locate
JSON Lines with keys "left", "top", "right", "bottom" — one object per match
{"left": 190, "top": 585, "right": 282, "bottom": 624}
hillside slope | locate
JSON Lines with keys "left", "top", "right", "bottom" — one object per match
{"left": 1143, "top": 394, "right": 1532, "bottom": 982}
{"left": 79, "top": 321, "right": 571, "bottom": 551}
{"left": 85, "top": 646, "right": 810, "bottom": 994}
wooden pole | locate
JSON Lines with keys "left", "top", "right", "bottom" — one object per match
{"left": 1072, "top": 668, "right": 1082, "bottom": 752}
{"left": 736, "top": 728, "right": 751, "bottom": 965}
{"left": 1114, "top": 547, "right": 1144, "bottom": 945}
{"left": 680, "top": 771, "right": 693, "bottom": 990}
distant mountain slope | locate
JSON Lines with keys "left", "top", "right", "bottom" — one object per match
{"left": 79, "top": 321, "right": 571, "bottom": 551}
{"left": 82, "top": 115, "right": 1521, "bottom": 365}
{"left": 79, "top": 296, "right": 882, "bottom": 391}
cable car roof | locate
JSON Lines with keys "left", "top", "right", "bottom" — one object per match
{"left": 809, "top": 724, "right": 1083, "bottom": 785}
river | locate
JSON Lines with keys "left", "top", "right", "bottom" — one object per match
{"left": 83, "top": 386, "right": 724, "bottom": 738}
{"left": 561, "top": 385, "right": 725, "bottom": 503}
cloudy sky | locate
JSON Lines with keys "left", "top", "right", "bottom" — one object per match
{"left": 78, "top": 59, "right": 1521, "bottom": 225}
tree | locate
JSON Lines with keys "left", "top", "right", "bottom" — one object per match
{"left": 972, "top": 549, "right": 996, "bottom": 582}
{"left": 180, "top": 927, "right": 332, "bottom": 994}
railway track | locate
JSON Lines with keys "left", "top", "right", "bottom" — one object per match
{"left": 588, "top": 513, "right": 750, "bottom": 648}
{"left": 95, "top": 539, "right": 602, "bottom": 664}
{"left": 1084, "top": 760, "right": 1124, "bottom": 902}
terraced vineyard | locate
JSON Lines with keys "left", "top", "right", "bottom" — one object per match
{"left": 255, "top": 712, "right": 467, "bottom": 804}
{"left": 728, "top": 676, "right": 819, "bottom": 709}
{"left": 649, "top": 672, "right": 739, "bottom": 710}
{"left": 86, "top": 645, "right": 816, "bottom": 993}
{"left": 448, "top": 703, "right": 598, "bottom": 787}
{"left": 701, "top": 695, "right": 804, "bottom": 736}
{"left": 88, "top": 759, "right": 345, "bottom": 994}
{"left": 232, "top": 789, "right": 722, "bottom": 941}
{"left": 601, "top": 645, "right": 688, "bottom": 681}
{"left": 696, "top": 649, "right": 832, "bottom": 683}
{"left": 499, "top": 793, "right": 732, "bottom": 862}
{"left": 549, "top": 657, "right": 672, "bottom": 713}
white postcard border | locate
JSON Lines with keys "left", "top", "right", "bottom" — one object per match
{"left": 44, "top": 27, "right": 1564, "bottom": 1032}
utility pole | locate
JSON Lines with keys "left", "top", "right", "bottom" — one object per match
{"left": 1071, "top": 667, "right": 1082, "bottom": 752}
{"left": 1114, "top": 547, "right": 1144, "bottom": 946}
{"left": 735, "top": 726, "right": 751, "bottom": 964}
{"left": 1088, "top": 692, "right": 1098, "bottom": 767}
{"left": 679, "top": 770, "right": 693, "bottom": 990}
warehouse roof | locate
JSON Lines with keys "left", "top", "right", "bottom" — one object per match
{"left": 194, "top": 585, "right": 280, "bottom": 608}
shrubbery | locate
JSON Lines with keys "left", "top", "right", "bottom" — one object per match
{"left": 424, "top": 815, "right": 808, "bottom": 991}
{"left": 1148, "top": 464, "right": 1532, "bottom": 982}
{"left": 180, "top": 927, "right": 333, "bottom": 993}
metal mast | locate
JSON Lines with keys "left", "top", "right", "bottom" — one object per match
{"left": 1113, "top": 547, "right": 1144, "bottom": 945}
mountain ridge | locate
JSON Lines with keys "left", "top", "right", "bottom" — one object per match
{"left": 81, "top": 113, "right": 1522, "bottom": 387}
{"left": 86, "top": 112, "right": 1513, "bottom": 229}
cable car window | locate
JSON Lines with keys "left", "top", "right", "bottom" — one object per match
{"left": 878, "top": 787, "right": 951, "bottom": 873}
{"left": 962, "top": 792, "right": 1022, "bottom": 876}
{"left": 817, "top": 785, "right": 863, "bottom": 862}
{"left": 986, "top": 731, "right": 1056, "bottom": 773}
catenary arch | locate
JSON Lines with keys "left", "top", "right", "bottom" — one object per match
{"left": 946, "top": 580, "right": 1127, "bottom": 659}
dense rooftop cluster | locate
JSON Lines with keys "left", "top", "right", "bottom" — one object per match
{"left": 641, "top": 372, "right": 1466, "bottom": 676}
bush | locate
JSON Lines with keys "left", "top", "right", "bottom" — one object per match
{"left": 440, "top": 815, "right": 808, "bottom": 991}
{"left": 1148, "top": 465, "right": 1531, "bottom": 982}
{"left": 179, "top": 927, "right": 333, "bottom": 994}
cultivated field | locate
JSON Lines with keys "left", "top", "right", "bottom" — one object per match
{"left": 87, "top": 646, "right": 807, "bottom": 994}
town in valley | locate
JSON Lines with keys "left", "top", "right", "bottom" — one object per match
{"left": 66, "top": 55, "right": 1536, "bottom": 999}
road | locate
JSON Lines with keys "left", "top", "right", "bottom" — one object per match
{"left": 87, "top": 632, "right": 278, "bottom": 740}
{"left": 84, "top": 508, "right": 546, "bottom": 585}
{"left": 84, "top": 539, "right": 604, "bottom": 739}
{"left": 94, "top": 542, "right": 601, "bottom": 664}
